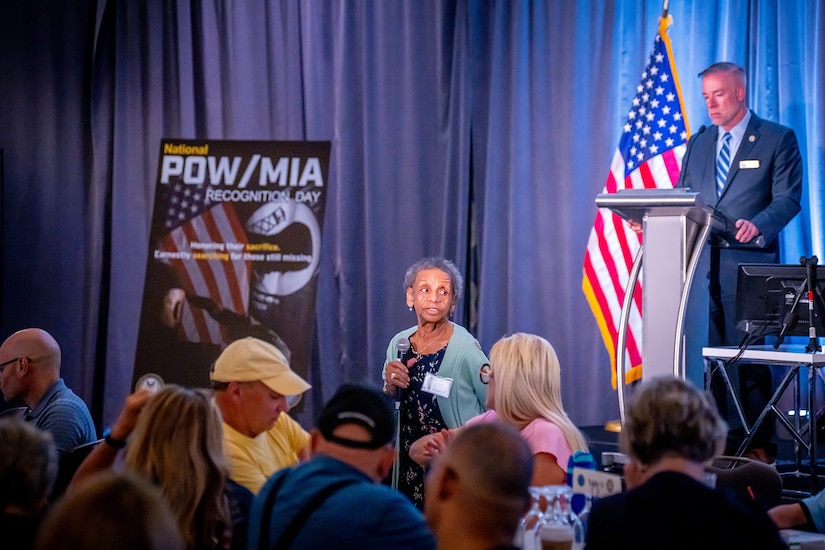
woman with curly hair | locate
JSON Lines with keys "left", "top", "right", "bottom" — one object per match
{"left": 383, "top": 257, "right": 490, "bottom": 506}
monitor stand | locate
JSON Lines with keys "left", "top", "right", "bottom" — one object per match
{"left": 774, "top": 256, "right": 824, "bottom": 353}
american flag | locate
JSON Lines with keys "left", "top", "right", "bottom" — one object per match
{"left": 582, "top": 15, "right": 689, "bottom": 388}
{"left": 157, "top": 181, "right": 249, "bottom": 346}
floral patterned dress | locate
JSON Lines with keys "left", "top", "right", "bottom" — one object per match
{"left": 398, "top": 346, "right": 447, "bottom": 509}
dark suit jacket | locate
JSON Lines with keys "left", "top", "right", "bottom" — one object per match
{"left": 678, "top": 111, "right": 802, "bottom": 245}
{"left": 585, "top": 471, "right": 786, "bottom": 550}
{"left": 678, "top": 112, "right": 802, "bottom": 344}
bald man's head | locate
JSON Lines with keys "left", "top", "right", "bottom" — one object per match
{"left": 0, "top": 329, "right": 62, "bottom": 405}
{"left": 425, "top": 423, "right": 533, "bottom": 548}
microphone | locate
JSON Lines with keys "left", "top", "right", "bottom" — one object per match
{"left": 393, "top": 338, "right": 411, "bottom": 404}
{"left": 676, "top": 124, "right": 706, "bottom": 189}
{"left": 397, "top": 337, "right": 411, "bottom": 361}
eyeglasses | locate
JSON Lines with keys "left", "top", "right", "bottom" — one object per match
{"left": 0, "top": 357, "right": 20, "bottom": 373}
{"left": 479, "top": 364, "right": 493, "bottom": 385}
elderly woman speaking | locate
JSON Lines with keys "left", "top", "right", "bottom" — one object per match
{"left": 382, "top": 257, "right": 489, "bottom": 508}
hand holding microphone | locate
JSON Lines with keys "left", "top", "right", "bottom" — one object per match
{"left": 385, "top": 337, "right": 411, "bottom": 397}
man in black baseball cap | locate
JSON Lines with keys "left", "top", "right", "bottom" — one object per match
{"left": 249, "top": 383, "right": 435, "bottom": 550}
{"left": 316, "top": 382, "right": 396, "bottom": 449}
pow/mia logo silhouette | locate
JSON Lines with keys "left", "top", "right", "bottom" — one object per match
{"left": 135, "top": 373, "right": 164, "bottom": 394}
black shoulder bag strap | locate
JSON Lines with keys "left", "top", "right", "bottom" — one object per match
{"left": 257, "top": 473, "right": 288, "bottom": 550}
{"left": 258, "top": 477, "right": 359, "bottom": 550}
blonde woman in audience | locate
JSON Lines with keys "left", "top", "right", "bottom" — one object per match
{"left": 70, "top": 385, "right": 231, "bottom": 549}
{"left": 411, "top": 332, "right": 588, "bottom": 485}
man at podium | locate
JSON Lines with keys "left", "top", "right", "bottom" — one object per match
{"left": 677, "top": 62, "right": 803, "bottom": 461}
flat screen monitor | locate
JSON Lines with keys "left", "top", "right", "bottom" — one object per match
{"left": 736, "top": 263, "right": 825, "bottom": 338}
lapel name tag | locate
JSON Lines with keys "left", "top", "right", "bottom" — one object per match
{"left": 422, "top": 372, "right": 453, "bottom": 398}
{"left": 739, "top": 160, "right": 760, "bottom": 169}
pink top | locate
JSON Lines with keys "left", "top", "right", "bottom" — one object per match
{"left": 465, "top": 410, "right": 573, "bottom": 469}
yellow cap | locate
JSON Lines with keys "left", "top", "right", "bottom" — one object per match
{"left": 211, "top": 337, "right": 310, "bottom": 396}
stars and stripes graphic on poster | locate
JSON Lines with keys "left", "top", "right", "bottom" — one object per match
{"left": 157, "top": 181, "right": 249, "bottom": 346}
{"left": 582, "top": 14, "right": 690, "bottom": 388}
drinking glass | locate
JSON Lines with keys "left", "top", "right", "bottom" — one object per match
{"left": 515, "top": 486, "right": 545, "bottom": 550}
{"left": 533, "top": 485, "right": 584, "bottom": 550}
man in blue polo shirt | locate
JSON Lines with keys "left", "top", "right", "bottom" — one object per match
{"left": 0, "top": 328, "right": 96, "bottom": 454}
{"left": 249, "top": 383, "right": 435, "bottom": 550}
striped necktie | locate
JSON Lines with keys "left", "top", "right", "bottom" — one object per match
{"left": 716, "top": 132, "right": 732, "bottom": 196}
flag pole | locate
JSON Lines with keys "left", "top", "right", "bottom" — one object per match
{"left": 583, "top": 0, "right": 691, "bottom": 402}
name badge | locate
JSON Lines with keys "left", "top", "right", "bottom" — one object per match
{"left": 739, "top": 160, "right": 760, "bottom": 169}
{"left": 571, "top": 468, "right": 622, "bottom": 497}
{"left": 422, "top": 373, "right": 453, "bottom": 398}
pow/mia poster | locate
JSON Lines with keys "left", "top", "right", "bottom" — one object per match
{"left": 132, "top": 140, "right": 330, "bottom": 391}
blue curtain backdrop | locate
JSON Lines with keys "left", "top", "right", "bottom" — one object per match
{"left": 0, "top": 0, "right": 823, "bottom": 429}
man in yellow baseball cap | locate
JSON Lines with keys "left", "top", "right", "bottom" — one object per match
{"left": 211, "top": 337, "right": 311, "bottom": 494}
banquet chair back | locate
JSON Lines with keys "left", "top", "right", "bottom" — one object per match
{"left": 705, "top": 455, "right": 782, "bottom": 511}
